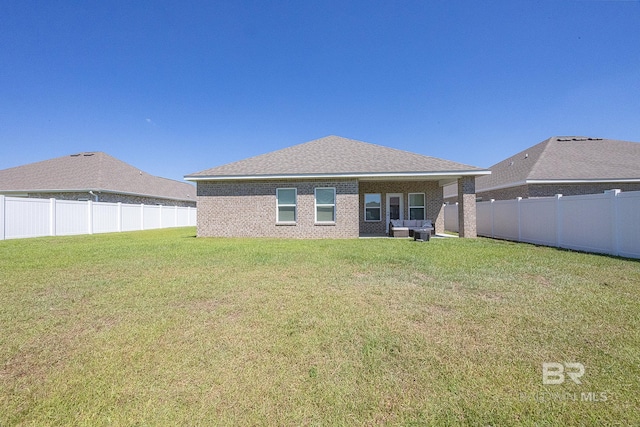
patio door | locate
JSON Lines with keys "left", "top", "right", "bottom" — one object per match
{"left": 385, "top": 193, "right": 404, "bottom": 233}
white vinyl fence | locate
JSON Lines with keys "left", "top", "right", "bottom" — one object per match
{"left": 444, "top": 190, "right": 640, "bottom": 259}
{"left": 0, "top": 196, "right": 197, "bottom": 240}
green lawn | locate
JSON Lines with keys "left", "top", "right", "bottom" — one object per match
{"left": 1, "top": 228, "right": 639, "bottom": 426}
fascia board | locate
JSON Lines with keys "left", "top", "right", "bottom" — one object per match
{"left": 525, "top": 178, "right": 640, "bottom": 184}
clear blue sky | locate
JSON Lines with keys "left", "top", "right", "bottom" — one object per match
{"left": 1, "top": 0, "right": 639, "bottom": 182}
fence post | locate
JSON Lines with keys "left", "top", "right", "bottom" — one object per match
{"left": 555, "top": 194, "right": 563, "bottom": 248}
{"left": 49, "top": 198, "right": 56, "bottom": 236}
{"left": 606, "top": 189, "right": 621, "bottom": 256}
{"left": 516, "top": 197, "right": 522, "bottom": 241}
{"left": 490, "top": 199, "right": 495, "bottom": 238}
{"left": 140, "top": 204, "right": 145, "bottom": 230}
{"left": 0, "top": 195, "right": 5, "bottom": 240}
{"left": 87, "top": 200, "right": 94, "bottom": 234}
{"left": 174, "top": 205, "right": 178, "bottom": 227}
{"left": 117, "top": 202, "right": 122, "bottom": 232}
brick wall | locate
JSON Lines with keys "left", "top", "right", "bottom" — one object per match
{"left": 196, "top": 179, "right": 360, "bottom": 238}
{"left": 358, "top": 181, "right": 444, "bottom": 235}
{"left": 478, "top": 183, "right": 640, "bottom": 201}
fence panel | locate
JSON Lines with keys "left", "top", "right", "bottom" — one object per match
{"left": 559, "top": 193, "right": 613, "bottom": 254}
{"left": 519, "top": 197, "right": 557, "bottom": 246}
{"left": 189, "top": 207, "right": 197, "bottom": 226}
{"left": 1, "top": 197, "right": 196, "bottom": 240}
{"left": 475, "top": 202, "right": 492, "bottom": 236}
{"left": 465, "top": 190, "right": 640, "bottom": 259}
{"left": 143, "top": 205, "right": 162, "bottom": 230}
{"left": 93, "top": 202, "right": 120, "bottom": 234}
{"left": 55, "top": 200, "right": 88, "bottom": 236}
{"left": 161, "top": 206, "right": 176, "bottom": 228}
{"left": 176, "top": 208, "right": 189, "bottom": 227}
{"left": 492, "top": 200, "right": 519, "bottom": 240}
{"left": 614, "top": 191, "right": 640, "bottom": 259}
{"left": 4, "top": 198, "right": 50, "bottom": 239}
{"left": 444, "top": 204, "right": 459, "bottom": 232}
{"left": 121, "top": 204, "right": 143, "bottom": 232}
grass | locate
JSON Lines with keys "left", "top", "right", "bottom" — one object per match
{"left": 1, "top": 227, "right": 639, "bottom": 426}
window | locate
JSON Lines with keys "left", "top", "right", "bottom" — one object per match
{"left": 276, "top": 188, "right": 297, "bottom": 223}
{"left": 409, "top": 193, "right": 425, "bottom": 220}
{"left": 364, "top": 193, "right": 381, "bottom": 221}
{"left": 315, "top": 187, "right": 336, "bottom": 223}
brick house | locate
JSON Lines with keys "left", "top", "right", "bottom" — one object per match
{"left": 185, "top": 136, "right": 489, "bottom": 238}
{"left": 445, "top": 136, "right": 640, "bottom": 202}
{"left": 0, "top": 152, "right": 196, "bottom": 207}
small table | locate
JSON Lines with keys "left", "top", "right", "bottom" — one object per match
{"left": 414, "top": 229, "right": 431, "bottom": 241}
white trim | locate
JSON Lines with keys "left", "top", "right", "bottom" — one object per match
{"left": 314, "top": 187, "right": 336, "bottom": 224}
{"left": 276, "top": 188, "right": 297, "bottom": 224}
{"left": 185, "top": 170, "right": 491, "bottom": 182}
{"left": 364, "top": 193, "right": 382, "bottom": 222}
{"left": 525, "top": 178, "right": 640, "bottom": 184}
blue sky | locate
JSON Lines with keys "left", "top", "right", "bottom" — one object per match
{"left": 1, "top": 0, "right": 639, "bottom": 182}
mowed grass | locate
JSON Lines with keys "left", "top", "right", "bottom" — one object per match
{"left": 1, "top": 228, "right": 639, "bottom": 426}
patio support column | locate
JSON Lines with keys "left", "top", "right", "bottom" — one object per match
{"left": 458, "top": 176, "right": 477, "bottom": 238}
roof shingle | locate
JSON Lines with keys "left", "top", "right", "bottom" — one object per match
{"left": 186, "top": 135, "right": 487, "bottom": 179}
{"left": 477, "top": 136, "right": 640, "bottom": 192}
{"left": 0, "top": 152, "right": 196, "bottom": 201}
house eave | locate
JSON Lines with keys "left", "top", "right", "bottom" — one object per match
{"left": 184, "top": 170, "right": 491, "bottom": 182}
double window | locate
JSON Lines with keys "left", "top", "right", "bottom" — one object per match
{"left": 408, "top": 193, "right": 425, "bottom": 220}
{"left": 364, "top": 193, "right": 381, "bottom": 221}
{"left": 315, "top": 188, "right": 336, "bottom": 223}
{"left": 276, "top": 188, "right": 297, "bottom": 223}
{"left": 276, "top": 187, "right": 337, "bottom": 224}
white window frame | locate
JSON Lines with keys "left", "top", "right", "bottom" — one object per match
{"left": 364, "top": 193, "right": 382, "bottom": 222}
{"left": 314, "top": 187, "right": 336, "bottom": 224}
{"left": 408, "top": 192, "right": 426, "bottom": 221}
{"left": 276, "top": 188, "right": 297, "bottom": 224}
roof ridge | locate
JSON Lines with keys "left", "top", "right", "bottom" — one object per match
{"left": 525, "top": 137, "right": 554, "bottom": 179}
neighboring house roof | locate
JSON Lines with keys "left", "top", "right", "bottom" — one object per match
{"left": 476, "top": 136, "right": 640, "bottom": 193}
{"left": 0, "top": 152, "right": 196, "bottom": 202}
{"left": 185, "top": 135, "right": 490, "bottom": 182}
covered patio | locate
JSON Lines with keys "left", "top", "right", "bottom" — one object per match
{"left": 358, "top": 175, "right": 480, "bottom": 238}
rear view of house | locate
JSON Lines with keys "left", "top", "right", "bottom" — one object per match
{"left": 185, "top": 136, "right": 490, "bottom": 238}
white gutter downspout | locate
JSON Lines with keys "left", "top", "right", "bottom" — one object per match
{"left": 89, "top": 191, "right": 99, "bottom": 202}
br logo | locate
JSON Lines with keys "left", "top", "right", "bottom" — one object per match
{"left": 542, "top": 362, "right": 585, "bottom": 385}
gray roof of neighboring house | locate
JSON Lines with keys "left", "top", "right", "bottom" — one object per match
{"left": 0, "top": 152, "right": 196, "bottom": 202}
{"left": 186, "top": 135, "right": 489, "bottom": 181}
{"left": 476, "top": 136, "right": 640, "bottom": 193}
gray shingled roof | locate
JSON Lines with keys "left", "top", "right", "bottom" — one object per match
{"left": 186, "top": 135, "right": 488, "bottom": 180}
{"left": 0, "top": 152, "right": 196, "bottom": 202}
{"left": 477, "top": 136, "right": 640, "bottom": 192}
